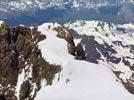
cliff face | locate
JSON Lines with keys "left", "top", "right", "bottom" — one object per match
{"left": 0, "top": 22, "right": 61, "bottom": 100}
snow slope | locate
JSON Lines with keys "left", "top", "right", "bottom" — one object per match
{"left": 33, "top": 22, "right": 134, "bottom": 100}
{"left": 65, "top": 20, "right": 134, "bottom": 83}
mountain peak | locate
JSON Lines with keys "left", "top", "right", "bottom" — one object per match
{"left": 0, "top": 20, "right": 134, "bottom": 99}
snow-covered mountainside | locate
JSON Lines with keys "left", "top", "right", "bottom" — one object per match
{"left": 65, "top": 21, "right": 134, "bottom": 91}
{"left": 35, "top": 21, "right": 134, "bottom": 100}
{"left": 0, "top": 20, "right": 134, "bottom": 100}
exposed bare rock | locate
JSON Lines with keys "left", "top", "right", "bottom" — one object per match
{"left": 0, "top": 23, "right": 61, "bottom": 100}
{"left": 75, "top": 43, "right": 86, "bottom": 60}
{"left": 54, "top": 26, "right": 86, "bottom": 59}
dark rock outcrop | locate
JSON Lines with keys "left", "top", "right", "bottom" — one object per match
{"left": 54, "top": 26, "right": 86, "bottom": 60}
{"left": 0, "top": 22, "right": 61, "bottom": 100}
{"left": 75, "top": 43, "right": 86, "bottom": 60}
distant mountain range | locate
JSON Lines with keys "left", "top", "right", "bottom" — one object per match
{"left": 1, "top": 0, "right": 134, "bottom": 10}
{"left": 0, "top": 0, "right": 134, "bottom": 25}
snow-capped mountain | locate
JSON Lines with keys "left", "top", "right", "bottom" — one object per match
{"left": 0, "top": 20, "right": 134, "bottom": 100}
